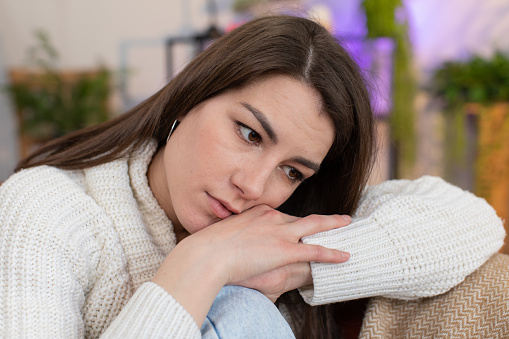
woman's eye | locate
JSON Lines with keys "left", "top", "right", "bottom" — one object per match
{"left": 239, "top": 124, "right": 261, "bottom": 143}
{"left": 283, "top": 166, "right": 304, "bottom": 182}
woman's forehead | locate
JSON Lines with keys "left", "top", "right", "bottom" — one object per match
{"left": 227, "top": 75, "right": 335, "bottom": 159}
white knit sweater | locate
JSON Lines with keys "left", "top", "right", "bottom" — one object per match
{"left": 0, "top": 142, "right": 505, "bottom": 338}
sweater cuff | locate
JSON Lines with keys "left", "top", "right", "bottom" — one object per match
{"left": 102, "top": 282, "right": 200, "bottom": 338}
{"left": 299, "top": 217, "right": 405, "bottom": 306}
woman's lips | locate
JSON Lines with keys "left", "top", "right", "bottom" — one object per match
{"left": 207, "top": 193, "right": 233, "bottom": 219}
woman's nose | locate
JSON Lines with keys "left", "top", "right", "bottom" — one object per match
{"left": 231, "top": 163, "right": 273, "bottom": 201}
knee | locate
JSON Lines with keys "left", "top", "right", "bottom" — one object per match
{"left": 201, "top": 286, "right": 295, "bottom": 339}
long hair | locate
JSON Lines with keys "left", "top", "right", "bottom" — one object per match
{"left": 17, "top": 16, "right": 375, "bottom": 338}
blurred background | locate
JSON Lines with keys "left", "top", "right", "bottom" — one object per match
{"left": 0, "top": 0, "right": 508, "bottom": 251}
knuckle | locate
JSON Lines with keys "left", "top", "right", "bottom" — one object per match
{"left": 262, "top": 209, "right": 282, "bottom": 219}
{"left": 249, "top": 204, "right": 271, "bottom": 213}
{"left": 273, "top": 270, "right": 288, "bottom": 287}
{"left": 304, "top": 214, "right": 322, "bottom": 225}
{"left": 276, "top": 278, "right": 287, "bottom": 292}
{"left": 257, "top": 204, "right": 273, "bottom": 211}
{"left": 311, "top": 245, "right": 325, "bottom": 259}
{"left": 275, "top": 238, "right": 287, "bottom": 248}
{"left": 317, "top": 246, "right": 326, "bottom": 258}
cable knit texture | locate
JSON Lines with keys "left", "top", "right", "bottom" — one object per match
{"left": 0, "top": 142, "right": 199, "bottom": 338}
{"left": 299, "top": 176, "right": 506, "bottom": 305}
{"left": 0, "top": 141, "right": 505, "bottom": 338}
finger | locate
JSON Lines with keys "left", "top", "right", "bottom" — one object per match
{"left": 281, "top": 262, "right": 313, "bottom": 288}
{"left": 237, "top": 262, "right": 312, "bottom": 297}
{"left": 234, "top": 204, "right": 274, "bottom": 217}
{"left": 294, "top": 243, "right": 350, "bottom": 264}
{"left": 259, "top": 206, "right": 300, "bottom": 223}
{"left": 290, "top": 214, "right": 351, "bottom": 239}
{"left": 241, "top": 204, "right": 300, "bottom": 223}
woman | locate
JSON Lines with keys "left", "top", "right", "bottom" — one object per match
{"left": 0, "top": 15, "right": 505, "bottom": 338}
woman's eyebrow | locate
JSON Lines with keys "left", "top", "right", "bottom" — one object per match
{"left": 240, "top": 102, "right": 278, "bottom": 143}
{"left": 292, "top": 157, "right": 320, "bottom": 173}
{"left": 240, "top": 102, "right": 320, "bottom": 174}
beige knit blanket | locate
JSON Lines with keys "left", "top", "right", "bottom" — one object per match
{"left": 360, "top": 253, "right": 509, "bottom": 338}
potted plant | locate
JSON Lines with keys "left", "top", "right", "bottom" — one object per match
{"left": 362, "top": 0, "right": 417, "bottom": 178}
{"left": 5, "top": 31, "right": 112, "bottom": 156}
{"left": 431, "top": 52, "right": 509, "bottom": 246}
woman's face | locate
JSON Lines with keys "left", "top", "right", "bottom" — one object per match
{"left": 161, "top": 74, "right": 335, "bottom": 235}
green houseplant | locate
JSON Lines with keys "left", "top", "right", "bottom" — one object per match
{"left": 5, "top": 31, "right": 112, "bottom": 154}
{"left": 432, "top": 52, "right": 509, "bottom": 105}
{"left": 431, "top": 52, "right": 509, "bottom": 248}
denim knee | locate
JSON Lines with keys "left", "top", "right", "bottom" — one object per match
{"left": 201, "top": 286, "right": 295, "bottom": 339}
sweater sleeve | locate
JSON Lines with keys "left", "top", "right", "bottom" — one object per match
{"left": 0, "top": 167, "right": 200, "bottom": 339}
{"left": 298, "top": 176, "right": 506, "bottom": 305}
{"left": 101, "top": 282, "right": 199, "bottom": 338}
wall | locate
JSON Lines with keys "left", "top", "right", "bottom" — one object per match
{"left": 1, "top": 0, "right": 509, "bottom": 180}
{"left": 0, "top": 42, "right": 17, "bottom": 180}
{"left": 0, "top": 0, "right": 234, "bottom": 179}
{"left": 406, "top": 0, "right": 509, "bottom": 77}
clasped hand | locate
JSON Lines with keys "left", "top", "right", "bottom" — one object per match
{"left": 180, "top": 205, "right": 351, "bottom": 301}
{"left": 152, "top": 205, "right": 351, "bottom": 325}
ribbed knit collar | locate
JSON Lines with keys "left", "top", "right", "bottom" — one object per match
{"left": 128, "top": 140, "right": 177, "bottom": 257}
{"left": 81, "top": 139, "right": 177, "bottom": 291}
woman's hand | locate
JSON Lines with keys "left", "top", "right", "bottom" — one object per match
{"left": 152, "top": 205, "right": 351, "bottom": 326}
{"left": 192, "top": 205, "right": 350, "bottom": 283}
{"left": 226, "top": 209, "right": 352, "bottom": 301}
{"left": 236, "top": 262, "right": 315, "bottom": 302}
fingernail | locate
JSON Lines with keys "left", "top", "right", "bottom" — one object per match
{"left": 340, "top": 251, "right": 350, "bottom": 261}
{"left": 341, "top": 215, "right": 351, "bottom": 222}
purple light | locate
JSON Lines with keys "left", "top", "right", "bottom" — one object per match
{"left": 342, "top": 37, "right": 395, "bottom": 118}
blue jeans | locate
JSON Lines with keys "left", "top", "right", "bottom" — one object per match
{"left": 201, "top": 286, "right": 296, "bottom": 339}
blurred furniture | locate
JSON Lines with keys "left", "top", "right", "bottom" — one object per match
{"left": 165, "top": 0, "right": 222, "bottom": 79}
{"left": 468, "top": 103, "right": 509, "bottom": 252}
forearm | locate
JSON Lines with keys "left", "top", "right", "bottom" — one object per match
{"left": 151, "top": 205, "right": 350, "bottom": 323}
{"left": 299, "top": 176, "right": 506, "bottom": 305}
{"left": 101, "top": 282, "right": 200, "bottom": 338}
{"left": 151, "top": 239, "right": 226, "bottom": 327}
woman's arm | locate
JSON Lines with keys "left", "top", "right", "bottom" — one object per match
{"left": 0, "top": 167, "right": 200, "bottom": 338}
{"left": 151, "top": 205, "right": 351, "bottom": 326}
{"left": 299, "top": 176, "right": 506, "bottom": 305}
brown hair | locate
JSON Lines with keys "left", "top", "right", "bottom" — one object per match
{"left": 17, "top": 15, "right": 375, "bottom": 338}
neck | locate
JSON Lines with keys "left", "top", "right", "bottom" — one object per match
{"left": 147, "top": 146, "right": 190, "bottom": 243}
